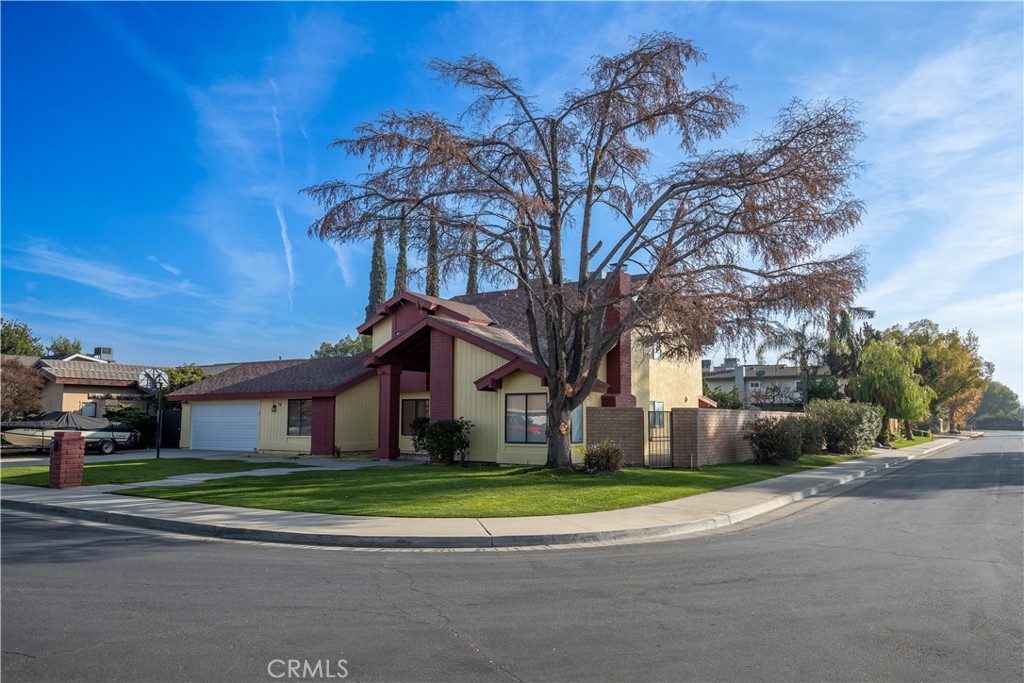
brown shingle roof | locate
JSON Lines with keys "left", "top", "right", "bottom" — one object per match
{"left": 169, "top": 354, "right": 373, "bottom": 400}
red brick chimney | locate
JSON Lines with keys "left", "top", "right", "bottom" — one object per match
{"left": 601, "top": 270, "right": 636, "bottom": 407}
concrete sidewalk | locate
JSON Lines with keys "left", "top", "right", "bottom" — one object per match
{"left": 1, "top": 439, "right": 959, "bottom": 549}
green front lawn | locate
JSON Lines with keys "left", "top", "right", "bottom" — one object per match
{"left": 0, "top": 458, "right": 310, "bottom": 487}
{"left": 120, "top": 453, "right": 862, "bottom": 518}
{"left": 890, "top": 435, "right": 933, "bottom": 449}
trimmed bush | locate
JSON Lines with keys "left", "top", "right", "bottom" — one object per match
{"left": 423, "top": 418, "right": 473, "bottom": 465}
{"left": 747, "top": 416, "right": 805, "bottom": 465}
{"left": 912, "top": 429, "right": 932, "bottom": 438}
{"left": 801, "top": 417, "right": 824, "bottom": 454}
{"left": 410, "top": 417, "right": 430, "bottom": 453}
{"left": 580, "top": 439, "right": 624, "bottom": 473}
{"left": 806, "top": 400, "right": 884, "bottom": 454}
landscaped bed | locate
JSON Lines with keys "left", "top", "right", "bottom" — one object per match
{"left": 0, "top": 458, "right": 310, "bottom": 487}
{"left": 118, "top": 454, "right": 863, "bottom": 518}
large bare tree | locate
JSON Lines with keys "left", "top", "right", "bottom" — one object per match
{"left": 305, "top": 33, "right": 866, "bottom": 468}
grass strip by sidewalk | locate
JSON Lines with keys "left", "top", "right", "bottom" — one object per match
{"left": 119, "top": 453, "right": 862, "bottom": 518}
{"left": 0, "top": 458, "right": 311, "bottom": 487}
{"left": 889, "top": 435, "right": 933, "bottom": 449}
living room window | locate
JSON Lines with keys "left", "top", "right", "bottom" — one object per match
{"left": 505, "top": 395, "right": 583, "bottom": 444}
{"left": 505, "top": 393, "right": 547, "bottom": 444}
{"left": 401, "top": 399, "right": 429, "bottom": 436}
{"left": 287, "top": 399, "right": 312, "bottom": 436}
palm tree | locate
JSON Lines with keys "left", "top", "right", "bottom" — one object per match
{"left": 757, "top": 321, "right": 828, "bottom": 405}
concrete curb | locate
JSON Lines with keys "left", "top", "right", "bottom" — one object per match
{"left": 1, "top": 439, "right": 958, "bottom": 549}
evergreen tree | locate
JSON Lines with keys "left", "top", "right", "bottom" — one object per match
{"left": 366, "top": 223, "right": 388, "bottom": 319}
{"left": 393, "top": 217, "right": 409, "bottom": 295}
{"left": 466, "top": 229, "right": 479, "bottom": 295}
{"left": 425, "top": 219, "right": 439, "bottom": 297}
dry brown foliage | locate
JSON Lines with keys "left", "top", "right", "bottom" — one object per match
{"left": 305, "top": 33, "right": 866, "bottom": 467}
{"left": 1, "top": 361, "right": 44, "bottom": 421}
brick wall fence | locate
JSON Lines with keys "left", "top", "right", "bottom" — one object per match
{"left": 585, "top": 407, "right": 645, "bottom": 467}
{"left": 671, "top": 408, "right": 798, "bottom": 467}
{"left": 587, "top": 406, "right": 802, "bottom": 468}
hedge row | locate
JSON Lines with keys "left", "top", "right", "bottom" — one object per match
{"left": 747, "top": 400, "right": 884, "bottom": 464}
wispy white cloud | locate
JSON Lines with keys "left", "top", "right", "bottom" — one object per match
{"left": 327, "top": 242, "right": 355, "bottom": 288}
{"left": 6, "top": 244, "right": 203, "bottom": 301}
{"left": 274, "top": 198, "right": 296, "bottom": 312}
{"left": 147, "top": 255, "right": 182, "bottom": 277}
{"left": 81, "top": 3, "right": 191, "bottom": 97}
{"left": 182, "top": 10, "right": 368, "bottom": 327}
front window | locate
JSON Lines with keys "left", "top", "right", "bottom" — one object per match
{"left": 81, "top": 402, "right": 97, "bottom": 418}
{"left": 505, "top": 394, "right": 547, "bottom": 444}
{"left": 287, "top": 399, "right": 312, "bottom": 436}
{"left": 401, "top": 399, "right": 429, "bottom": 436}
{"left": 749, "top": 381, "right": 760, "bottom": 389}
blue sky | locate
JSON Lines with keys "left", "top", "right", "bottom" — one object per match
{"left": 2, "top": 2, "right": 1022, "bottom": 398}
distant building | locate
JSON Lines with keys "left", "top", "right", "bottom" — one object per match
{"left": 703, "top": 358, "right": 828, "bottom": 409}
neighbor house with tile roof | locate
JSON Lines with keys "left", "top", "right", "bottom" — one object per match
{"left": 25, "top": 355, "right": 157, "bottom": 418}
{"left": 170, "top": 273, "right": 706, "bottom": 463}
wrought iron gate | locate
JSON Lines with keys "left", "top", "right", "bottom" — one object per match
{"left": 647, "top": 411, "right": 673, "bottom": 467}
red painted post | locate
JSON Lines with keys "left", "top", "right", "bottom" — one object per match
{"left": 376, "top": 365, "right": 402, "bottom": 460}
{"left": 49, "top": 431, "right": 85, "bottom": 489}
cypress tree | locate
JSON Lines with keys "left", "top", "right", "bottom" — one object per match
{"left": 425, "top": 219, "right": 440, "bottom": 297}
{"left": 366, "top": 223, "right": 387, "bottom": 320}
{"left": 466, "top": 229, "right": 479, "bottom": 295}
{"left": 393, "top": 217, "right": 409, "bottom": 295}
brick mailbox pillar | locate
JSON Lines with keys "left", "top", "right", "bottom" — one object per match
{"left": 49, "top": 431, "right": 85, "bottom": 489}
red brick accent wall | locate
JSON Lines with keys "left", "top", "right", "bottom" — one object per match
{"left": 585, "top": 407, "right": 645, "bottom": 467}
{"left": 601, "top": 271, "right": 636, "bottom": 407}
{"left": 671, "top": 408, "right": 798, "bottom": 467}
{"left": 310, "top": 396, "right": 336, "bottom": 456}
{"left": 429, "top": 329, "right": 454, "bottom": 421}
{"left": 49, "top": 431, "right": 85, "bottom": 489}
{"left": 401, "top": 371, "right": 429, "bottom": 392}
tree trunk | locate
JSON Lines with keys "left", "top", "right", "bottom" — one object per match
{"left": 903, "top": 420, "right": 913, "bottom": 440}
{"left": 545, "top": 402, "right": 574, "bottom": 469}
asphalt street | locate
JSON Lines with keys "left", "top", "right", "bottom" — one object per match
{"left": 2, "top": 433, "right": 1022, "bottom": 683}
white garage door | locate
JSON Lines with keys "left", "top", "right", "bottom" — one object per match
{"left": 191, "top": 401, "right": 259, "bottom": 451}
